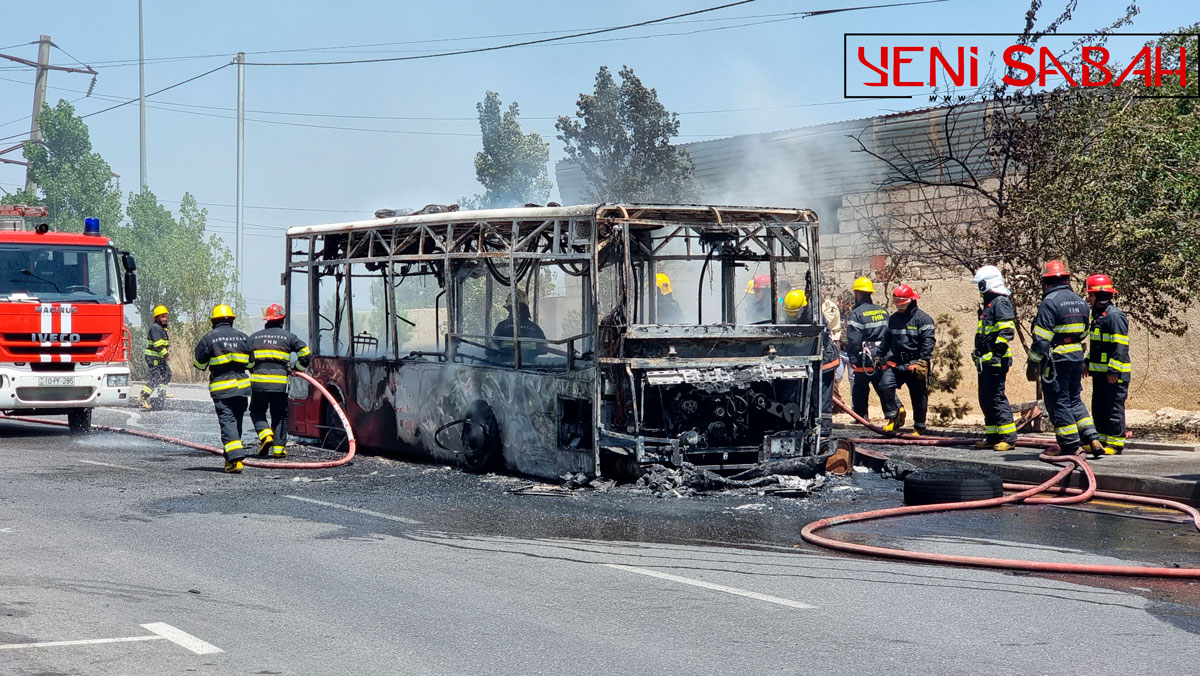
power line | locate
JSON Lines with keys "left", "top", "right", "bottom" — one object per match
{"left": 244, "top": 0, "right": 762, "bottom": 66}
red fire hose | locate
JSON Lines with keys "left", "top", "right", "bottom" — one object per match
{"left": 3, "top": 371, "right": 356, "bottom": 470}
{"left": 802, "top": 396, "right": 1200, "bottom": 577}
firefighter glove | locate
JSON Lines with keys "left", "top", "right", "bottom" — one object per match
{"left": 910, "top": 359, "right": 929, "bottom": 380}
{"left": 1025, "top": 363, "right": 1039, "bottom": 382}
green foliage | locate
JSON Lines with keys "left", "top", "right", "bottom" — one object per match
{"left": 858, "top": 12, "right": 1200, "bottom": 337}
{"left": 114, "top": 191, "right": 240, "bottom": 380}
{"left": 5, "top": 100, "right": 122, "bottom": 232}
{"left": 556, "top": 66, "right": 697, "bottom": 202}
{"left": 472, "top": 92, "right": 552, "bottom": 208}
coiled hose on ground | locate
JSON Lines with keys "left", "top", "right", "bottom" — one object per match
{"left": 3, "top": 371, "right": 356, "bottom": 470}
{"left": 800, "top": 395, "right": 1200, "bottom": 577}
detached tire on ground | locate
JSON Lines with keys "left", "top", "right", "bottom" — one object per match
{"left": 903, "top": 469, "right": 1003, "bottom": 506}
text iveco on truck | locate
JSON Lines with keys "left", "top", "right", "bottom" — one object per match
{"left": 0, "top": 206, "right": 138, "bottom": 431}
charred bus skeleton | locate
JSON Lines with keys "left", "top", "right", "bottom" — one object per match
{"left": 284, "top": 204, "right": 828, "bottom": 480}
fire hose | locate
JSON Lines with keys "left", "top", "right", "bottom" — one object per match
{"left": 800, "top": 395, "right": 1200, "bottom": 577}
{"left": 2, "top": 371, "right": 356, "bottom": 470}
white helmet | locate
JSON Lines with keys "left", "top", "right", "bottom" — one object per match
{"left": 972, "top": 265, "right": 1010, "bottom": 296}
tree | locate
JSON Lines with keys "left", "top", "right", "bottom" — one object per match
{"left": 2, "top": 100, "right": 122, "bottom": 232}
{"left": 851, "top": 3, "right": 1200, "bottom": 336}
{"left": 472, "top": 91, "right": 552, "bottom": 208}
{"left": 115, "top": 191, "right": 241, "bottom": 380}
{"left": 556, "top": 66, "right": 697, "bottom": 202}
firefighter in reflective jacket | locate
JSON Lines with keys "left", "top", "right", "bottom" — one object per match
{"left": 971, "top": 266, "right": 1018, "bottom": 451}
{"left": 1026, "top": 260, "right": 1102, "bottom": 456}
{"left": 139, "top": 305, "right": 171, "bottom": 410}
{"left": 249, "top": 304, "right": 312, "bottom": 458}
{"left": 194, "top": 304, "right": 252, "bottom": 473}
{"left": 844, "top": 277, "right": 888, "bottom": 419}
{"left": 1084, "top": 274, "right": 1130, "bottom": 455}
{"left": 783, "top": 290, "right": 838, "bottom": 450}
{"left": 876, "top": 284, "right": 935, "bottom": 435}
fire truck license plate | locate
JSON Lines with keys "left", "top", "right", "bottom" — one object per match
{"left": 39, "top": 376, "right": 74, "bottom": 387}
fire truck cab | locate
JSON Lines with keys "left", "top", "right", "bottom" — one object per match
{"left": 0, "top": 206, "right": 138, "bottom": 432}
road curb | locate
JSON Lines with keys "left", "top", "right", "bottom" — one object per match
{"left": 869, "top": 448, "right": 1200, "bottom": 507}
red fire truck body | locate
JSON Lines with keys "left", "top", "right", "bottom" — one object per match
{"left": 0, "top": 206, "right": 137, "bottom": 431}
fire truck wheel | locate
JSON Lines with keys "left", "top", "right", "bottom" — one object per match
{"left": 67, "top": 409, "right": 93, "bottom": 434}
{"left": 460, "top": 400, "right": 501, "bottom": 473}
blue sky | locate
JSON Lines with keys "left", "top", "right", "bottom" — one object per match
{"left": 2, "top": 0, "right": 1195, "bottom": 308}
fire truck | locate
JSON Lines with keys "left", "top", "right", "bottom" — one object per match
{"left": 0, "top": 205, "right": 138, "bottom": 432}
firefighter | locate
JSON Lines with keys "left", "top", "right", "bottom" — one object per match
{"left": 971, "top": 266, "right": 1018, "bottom": 451}
{"left": 194, "top": 304, "right": 252, "bottom": 473}
{"left": 1026, "top": 260, "right": 1102, "bottom": 456}
{"left": 249, "top": 304, "right": 311, "bottom": 458}
{"left": 784, "top": 290, "right": 838, "bottom": 451}
{"left": 844, "top": 277, "right": 888, "bottom": 419}
{"left": 139, "top": 305, "right": 171, "bottom": 410}
{"left": 655, "top": 273, "right": 683, "bottom": 323}
{"left": 489, "top": 289, "right": 547, "bottom": 364}
{"left": 1084, "top": 273, "right": 1130, "bottom": 455}
{"left": 875, "top": 284, "right": 935, "bottom": 435}
{"left": 742, "top": 274, "right": 773, "bottom": 323}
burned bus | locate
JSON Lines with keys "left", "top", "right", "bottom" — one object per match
{"left": 283, "top": 204, "right": 828, "bottom": 480}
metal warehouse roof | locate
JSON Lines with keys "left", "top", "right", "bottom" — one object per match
{"left": 555, "top": 101, "right": 999, "bottom": 207}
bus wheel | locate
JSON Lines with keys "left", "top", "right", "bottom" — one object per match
{"left": 320, "top": 388, "right": 348, "bottom": 451}
{"left": 67, "top": 409, "right": 92, "bottom": 434}
{"left": 460, "top": 400, "right": 500, "bottom": 473}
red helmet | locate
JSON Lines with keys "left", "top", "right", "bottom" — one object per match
{"left": 892, "top": 284, "right": 920, "bottom": 301}
{"left": 263, "top": 303, "right": 286, "bottom": 321}
{"left": 1085, "top": 273, "right": 1117, "bottom": 294}
{"left": 1042, "top": 260, "right": 1070, "bottom": 278}
{"left": 753, "top": 274, "right": 771, "bottom": 290}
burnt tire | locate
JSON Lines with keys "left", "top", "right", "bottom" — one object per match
{"left": 319, "top": 387, "right": 348, "bottom": 451}
{"left": 459, "top": 400, "right": 501, "bottom": 473}
{"left": 903, "top": 469, "right": 1003, "bottom": 506}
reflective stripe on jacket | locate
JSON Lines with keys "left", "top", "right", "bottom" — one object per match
{"left": 193, "top": 322, "right": 251, "bottom": 399}
{"left": 1088, "top": 302, "right": 1131, "bottom": 378}
{"left": 144, "top": 323, "right": 169, "bottom": 358}
{"left": 248, "top": 326, "right": 312, "bottom": 392}
{"left": 846, "top": 300, "right": 888, "bottom": 368}
{"left": 1028, "top": 283, "right": 1090, "bottom": 364}
{"left": 975, "top": 293, "right": 1015, "bottom": 368}
{"left": 878, "top": 305, "right": 936, "bottom": 367}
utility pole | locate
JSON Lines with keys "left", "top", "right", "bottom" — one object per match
{"left": 25, "top": 35, "right": 51, "bottom": 193}
{"left": 236, "top": 51, "right": 245, "bottom": 300}
{"left": 138, "top": 0, "right": 147, "bottom": 192}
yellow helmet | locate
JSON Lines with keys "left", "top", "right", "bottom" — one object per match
{"left": 783, "top": 289, "right": 808, "bottom": 316}
{"left": 852, "top": 277, "right": 875, "bottom": 293}
{"left": 211, "top": 304, "right": 236, "bottom": 320}
{"left": 152, "top": 305, "right": 169, "bottom": 318}
{"left": 656, "top": 273, "right": 672, "bottom": 295}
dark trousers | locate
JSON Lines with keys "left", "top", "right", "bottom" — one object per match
{"left": 978, "top": 366, "right": 1016, "bottom": 442}
{"left": 143, "top": 357, "right": 171, "bottom": 398}
{"left": 878, "top": 366, "right": 928, "bottom": 430}
{"left": 850, "top": 366, "right": 880, "bottom": 418}
{"left": 1091, "top": 375, "right": 1129, "bottom": 451}
{"left": 1040, "top": 359, "right": 1097, "bottom": 451}
{"left": 250, "top": 390, "right": 289, "bottom": 452}
{"left": 214, "top": 396, "right": 248, "bottom": 461}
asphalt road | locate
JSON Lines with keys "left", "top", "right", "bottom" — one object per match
{"left": 1, "top": 406, "right": 1198, "bottom": 675}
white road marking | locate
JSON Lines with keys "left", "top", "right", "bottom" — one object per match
{"left": 0, "top": 635, "right": 164, "bottom": 651}
{"left": 141, "top": 622, "right": 223, "bottom": 655}
{"left": 78, "top": 459, "right": 142, "bottom": 472}
{"left": 285, "top": 495, "right": 422, "bottom": 524}
{"left": 605, "top": 563, "right": 815, "bottom": 609}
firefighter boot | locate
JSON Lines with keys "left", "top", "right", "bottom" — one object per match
{"left": 974, "top": 439, "right": 993, "bottom": 449}
{"left": 882, "top": 406, "right": 907, "bottom": 433}
{"left": 224, "top": 459, "right": 244, "bottom": 474}
{"left": 257, "top": 430, "right": 275, "bottom": 457}
{"left": 270, "top": 444, "right": 287, "bottom": 458}
{"left": 137, "top": 388, "right": 152, "bottom": 410}
{"left": 992, "top": 441, "right": 1014, "bottom": 452}
{"left": 1088, "top": 439, "right": 1106, "bottom": 458}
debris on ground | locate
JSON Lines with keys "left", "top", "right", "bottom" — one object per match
{"left": 729, "top": 455, "right": 828, "bottom": 481}
{"left": 880, "top": 459, "right": 920, "bottom": 481}
{"left": 622, "top": 462, "right": 837, "bottom": 498}
{"left": 507, "top": 483, "right": 575, "bottom": 497}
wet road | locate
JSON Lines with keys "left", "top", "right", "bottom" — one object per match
{"left": 1, "top": 406, "right": 1198, "bottom": 675}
